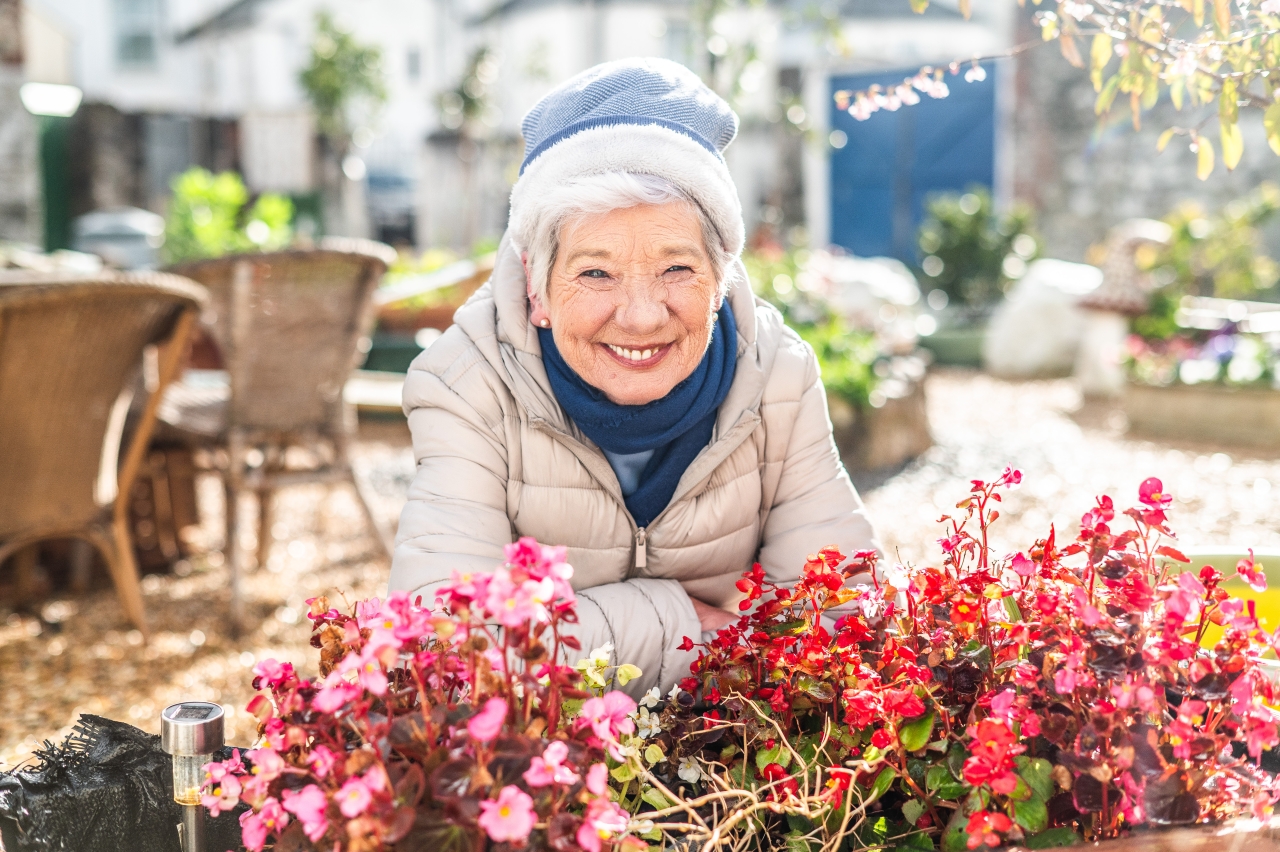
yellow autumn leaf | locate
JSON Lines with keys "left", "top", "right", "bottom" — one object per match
{"left": 1197, "top": 137, "right": 1216, "bottom": 180}
{"left": 1157, "top": 128, "right": 1176, "bottom": 152}
{"left": 959, "top": 0, "right": 971, "bottom": 18}
{"left": 1264, "top": 102, "right": 1280, "bottom": 155}
{"left": 1090, "top": 34, "right": 1111, "bottom": 91}
{"left": 1060, "top": 34, "right": 1084, "bottom": 69}
{"left": 1193, "top": 0, "right": 1205, "bottom": 25}
{"left": 1221, "top": 121, "right": 1244, "bottom": 170}
{"left": 1220, "top": 78, "right": 1239, "bottom": 125}
{"left": 1213, "top": 0, "right": 1230, "bottom": 33}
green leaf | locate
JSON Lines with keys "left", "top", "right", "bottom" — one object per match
{"left": 926, "top": 764, "right": 951, "bottom": 792}
{"left": 765, "top": 619, "right": 807, "bottom": 638}
{"left": 908, "top": 0, "right": 929, "bottom": 12}
{"left": 1265, "top": 102, "right": 1280, "bottom": 155}
{"left": 1219, "top": 79, "right": 1239, "bottom": 126}
{"left": 902, "top": 799, "right": 926, "bottom": 826}
{"left": 1221, "top": 121, "right": 1244, "bottom": 171}
{"left": 1095, "top": 75, "right": 1121, "bottom": 115}
{"left": 1090, "top": 34, "right": 1111, "bottom": 91}
{"left": 1008, "top": 775, "right": 1032, "bottom": 802}
{"left": 870, "top": 767, "right": 896, "bottom": 803}
{"left": 1000, "top": 596, "right": 1022, "bottom": 622}
{"left": 644, "top": 744, "right": 666, "bottom": 765}
{"left": 756, "top": 744, "right": 792, "bottom": 771}
{"left": 640, "top": 786, "right": 674, "bottom": 809}
{"left": 1157, "top": 128, "right": 1176, "bottom": 153}
{"left": 893, "top": 829, "right": 936, "bottom": 851}
{"left": 940, "top": 802, "right": 975, "bottom": 852}
{"left": 946, "top": 744, "right": 967, "bottom": 780}
{"left": 616, "top": 663, "right": 643, "bottom": 685}
{"left": 610, "top": 763, "right": 636, "bottom": 782}
{"left": 1197, "top": 137, "right": 1215, "bottom": 180}
{"left": 1024, "top": 827, "right": 1081, "bottom": 849}
{"left": 899, "top": 712, "right": 936, "bottom": 752}
{"left": 1015, "top": 757, "right": 1054, "bottom": 802}
{"left": 1013, "top": 795, "right": 1049, "bottom": 833}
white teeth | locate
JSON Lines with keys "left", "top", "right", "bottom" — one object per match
{"left": 607, "top": 343, "right": 659, "bottom": 361}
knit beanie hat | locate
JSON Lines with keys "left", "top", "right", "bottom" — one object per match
{"left": 508, "top": 58, "right": 744, "bottom": 258}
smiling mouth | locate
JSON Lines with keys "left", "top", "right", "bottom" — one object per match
{"left": 603, "top": 342, "right": 671, "bottom": 365}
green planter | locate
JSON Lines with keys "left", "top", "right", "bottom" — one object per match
{"left": 917, "top": 326, "right": 986, "bottom": 367}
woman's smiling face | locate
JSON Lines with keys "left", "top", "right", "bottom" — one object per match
{"left": 536, "top": 202, "right": 722, "bottom": 406}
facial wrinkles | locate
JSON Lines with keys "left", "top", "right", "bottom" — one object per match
{"left": 544, "top": 202, "right": 719, "bottom": 404}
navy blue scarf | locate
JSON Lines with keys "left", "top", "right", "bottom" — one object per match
{"left": 538, "top": 302, "right": 738, "bottom": 527}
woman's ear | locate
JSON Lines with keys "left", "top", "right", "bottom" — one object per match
{"left": 523, "top": 253, "right": 551, "bottom": 328}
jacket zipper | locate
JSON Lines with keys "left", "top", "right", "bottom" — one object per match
{"left": 634, "top": 527, "right": 647, "bottom": 569}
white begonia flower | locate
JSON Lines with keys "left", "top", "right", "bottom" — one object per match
{"left": 640, "top": 687, "right": 661, "bottom": 708}
{"left": 632, "top": 819, "right": 655, "bottom": 835}
{"left": 589, "top": 642, "right": 614, "bottom": 668}
{"left": 668, "top": 683, "right": 683, "bottom": 700}
{"left": 635, "top": 707, "right": 662, "bottom": 739}
{"left": 678, "top": 757, "right": 703, "bottom": 783}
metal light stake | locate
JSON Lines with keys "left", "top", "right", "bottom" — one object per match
{"left": 161, "top": 701, "right": 224, "bottom": 852}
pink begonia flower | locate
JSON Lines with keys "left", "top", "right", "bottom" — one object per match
{"left": 249, "top": 747, "right": 285, "bottom": 782}
{"left": 1138, "top": 477, "right": 1172, "bottom": 508}
{"left": 240, "top": 774, "right": 271, "bottom": 808}
{"left": 586, "top": 762, "right": 608, "bottom": 796}
{"left": 467, "top": 697, "right": 508, "bottom": 742}
{"left": 240, "top": 797, "right": 288, "bottom": 852}
{"left": 336, "top": 775, "right": 374, "bottom": 818}
{"left": 1243, "top": 707, "right": 1280, "bottom": 758}
{"left": 477, "top": 785, "right": 536, "bottom": 843}
{"left": 338, "top": 644, "right": 391, "bottom": 696}
{"left": 576, "top": 796, "right": 629, "bottom": 852}
{"left": 252, "top": 658, "right": 293, "bottom": 688}
{"left": 307, "top": 744, "right": 338, "bottom": 779}
{"left": 202, "top": 773, "right": 241, "bottom": 816}
{"left": 1238, "top": 550, "right": 1268, "bottom": 593}
{"left": 281, "top": 784, "right": 329, "bottom": 843}
{"left": 313, "top": 671, "right": 362, "bottom": 713}
{"left": 204, "top": 749, "right": 244, "bottom": 783}
{"left": 580, "top": 691, "right": 637, "bottom": 742}
{"left": 1010, "top": 553, "right": 1034, "bottom": 578}
{"left": 1054, "top": 668, "right": 1077, "bottom": 695}
{"left": 524, "top": 740, "right": 579, "bottom": 787}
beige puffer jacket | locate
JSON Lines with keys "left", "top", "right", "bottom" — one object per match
{"left": 390, "top": 237, "right": 878, "bottom": 695}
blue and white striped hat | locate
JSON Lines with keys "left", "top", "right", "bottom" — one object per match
{"left": 508, "top": 58, "right": 745, "bottom": 257}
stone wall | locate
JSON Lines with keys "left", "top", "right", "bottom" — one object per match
{"left": 1009, "top": 12, "right": 1280, "bottom": 262}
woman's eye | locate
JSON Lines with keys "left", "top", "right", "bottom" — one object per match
{"left": 581, "top": 269, "right": 610, "bottom": 279}
{"left": 665, "top": 265, "right": 692, "bottom": 274}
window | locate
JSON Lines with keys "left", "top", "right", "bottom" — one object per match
{"left": 115, "top": 0, "right": 160, "bottom": 67}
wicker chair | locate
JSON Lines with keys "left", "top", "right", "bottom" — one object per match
{"left": 163, "top": 237, "right": 396, "bottom": 627}
{"left": 0, "top": 272, "right": 205, "bottom": 636}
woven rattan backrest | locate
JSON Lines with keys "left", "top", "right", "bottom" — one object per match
{"left": 0, "top": 273, "right": 207, "bottom": 537}
{"left": 169, "top": 238, "right": 394, "bottom": 434}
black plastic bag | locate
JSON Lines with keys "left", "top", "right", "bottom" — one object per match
{"left": 0, "top": 715, "right": 245, "bottom": 852}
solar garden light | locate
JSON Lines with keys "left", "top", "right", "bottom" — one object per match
{"left": 161, "top": 702, "right": 224, "bottom": 852}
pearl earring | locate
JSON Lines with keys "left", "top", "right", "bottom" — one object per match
{"left": 540, "top": 319, "right": 550, "bottom": 328}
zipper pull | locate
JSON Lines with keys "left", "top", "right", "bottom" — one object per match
{"left": 634, "top": 528, "right": 647, "bottom": 569}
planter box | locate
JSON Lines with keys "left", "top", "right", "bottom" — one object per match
{"left": 918, "top": 326, "right": 985, "bottom": 367}
{"left": 828, "top": 375, "right": 932, "bottom": 473}
{"left": 1124, "top": 382, "right": 1280, "bottom": 449}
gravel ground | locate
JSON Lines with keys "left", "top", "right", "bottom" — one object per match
{"left": 3, "top": 370, "right": 1279, "bottom": 770}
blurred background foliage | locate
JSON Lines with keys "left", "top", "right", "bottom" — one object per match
{"left": 1133, "top": 183, "right": 1280, "bottom": 341}
{"left": 915, "top": 187, "right": 1039, "bottom": 316}
{"left": 743, "top": 247, "right": 881, "bottom": 407}
{"left": 161, "top": 169, "right": 293, "bottom": 264}
{"left": 299, "top": 11, "right": 387, "bottom": 143}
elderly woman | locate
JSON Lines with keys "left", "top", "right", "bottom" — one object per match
{"left": 390, "top": 58, "right": 877, "bottom": 694}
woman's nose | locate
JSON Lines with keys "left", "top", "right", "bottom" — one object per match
{"left": 615, "top": 281, "right": 667, "bottom": 334}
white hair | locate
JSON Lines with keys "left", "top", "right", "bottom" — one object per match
{"left": 512, "top": 172, "right": 739, "bottom": 307}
